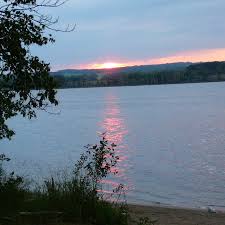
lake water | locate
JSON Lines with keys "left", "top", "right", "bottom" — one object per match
{"left": 1, "top": 82, "right": 225, "bottom": 210}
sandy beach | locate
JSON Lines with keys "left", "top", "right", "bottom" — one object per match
{"left": 128, "top": 204, "right": 225, "bottom": 225}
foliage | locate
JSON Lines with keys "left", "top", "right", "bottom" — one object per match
{"left": 0, "top": 136, "right": 157, "bottom": 225}
{"left": 0, "top": 154, "right": 26, "bottom": 216}
{"left": 0, "top": 0, "right": 73, "bottom": 140}
{"left": 74, "top": 135, "right": 119, "bottom": 190}
{"left": 21, "top": 135, "right": 128, "bottom": 225}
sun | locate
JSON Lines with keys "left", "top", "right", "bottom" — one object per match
{"left": 101, "top": 62, "right": 122, "bottom": 69}
{"left": 93, "top": 62, "right": 125, "bottom": 69}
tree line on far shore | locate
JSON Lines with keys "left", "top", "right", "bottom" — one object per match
{"left": 53, "top": 61, "right": 225, "bottom": 88}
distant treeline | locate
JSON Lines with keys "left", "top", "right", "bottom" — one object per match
{"left": 2, "top": 62, "right": 225, "bottom": 90}
{"left": 52, "top": 62, "right": 225, "bottom": 88}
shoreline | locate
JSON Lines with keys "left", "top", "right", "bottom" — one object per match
{"left": 127, "top": 200, "right": 225, "bottom": 212}
{"left": 55, "top": 80, "right": 225, "bottom": 90}
{"left": 128, "top": 204, "right": 225, "bottom": 225}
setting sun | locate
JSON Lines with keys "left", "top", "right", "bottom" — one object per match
{"left": 92, "top": 62, "right": 126, "bottom": 69}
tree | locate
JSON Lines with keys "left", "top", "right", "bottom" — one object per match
{"left": 0, "top": 0, "right": 73, "bottom": 140}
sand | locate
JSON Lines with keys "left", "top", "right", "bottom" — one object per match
{"left": 128, "top": 204, "right": 225, "bottom": 225}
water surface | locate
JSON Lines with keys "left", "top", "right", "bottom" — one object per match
{"left": 1, "top": 82, "right": 225, "bottom": 210}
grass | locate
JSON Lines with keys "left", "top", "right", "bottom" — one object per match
{"left": 0, "top": 135, "right": 155, "bottom": 225}
{"left": 0, "top": 136, "right": 129, "bottom": 225}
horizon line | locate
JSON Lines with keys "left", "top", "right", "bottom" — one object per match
{"left": 52, "top": 48, "right": 225, "bottom": 72}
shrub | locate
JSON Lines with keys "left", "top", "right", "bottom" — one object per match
{"left": 23, "top": 135, "right": 128, "bottom": 225}
{"left": 0, "top": 154, "right": 26, "bottom": 216}
{"left": 0, "top": 136, "right": 155, "bottom": 225}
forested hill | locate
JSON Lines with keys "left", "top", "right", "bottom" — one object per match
{"left": 52, "top": 62, "right": 192, "bottom": 77}
{"left": 52, "top": 61, "right": 225, "bottom": 88}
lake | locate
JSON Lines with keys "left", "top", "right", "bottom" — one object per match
{"left": 1, "top": 82, "right": 225, "bottom": 210}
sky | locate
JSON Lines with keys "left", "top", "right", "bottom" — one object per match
{"left": 33, "top": 0, "right": 225, "bottom": 70}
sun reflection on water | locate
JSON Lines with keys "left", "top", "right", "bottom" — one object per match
{"left": 99, "top": 93, "right": 133, "bottom": 198}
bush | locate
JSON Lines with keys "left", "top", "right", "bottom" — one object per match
{"left": 22, "top": 135, "right": 128, "bottom": 225}
{"left": 0, "top": 136, "right": 155, "bottom": 225}
{"left": 0, "top": 154, "right": 26, "bottom": 217}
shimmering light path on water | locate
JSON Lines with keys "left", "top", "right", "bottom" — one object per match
{"left": 99, "top": 93, "right": 132, "bottom": 197}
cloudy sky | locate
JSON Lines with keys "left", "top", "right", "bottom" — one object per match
{"left": 34, "top": 0, "right": 225, "bottom": 70}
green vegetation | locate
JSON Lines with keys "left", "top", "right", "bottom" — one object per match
{"left": 0, "top": 135, "right": 153, "bottom": 225}
{"left": 53, "top": 61, "right": 225, "bottom": 88}
{"left": 0, "top": 0, "right": 73, "bottom": 140}
{"left": 0, "top": 154, "right": 26, "bottom": 218}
